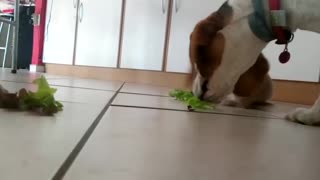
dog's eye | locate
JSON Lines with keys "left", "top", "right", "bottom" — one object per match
{"left": 200, "top": 80, "right": 208, "bottom": 100}
{"left": 197, "top": 46, "right": 207, "bottom": 59}
{"left": 202, "top": 80, "right": 208, "bottom": 92}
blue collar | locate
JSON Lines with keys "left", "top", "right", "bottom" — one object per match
{"left": 248, "top": 0, "right": 275, "bottom": 42}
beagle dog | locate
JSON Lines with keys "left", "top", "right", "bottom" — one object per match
{"left": 190, "top": 0, "right": 320, "bottom": 125}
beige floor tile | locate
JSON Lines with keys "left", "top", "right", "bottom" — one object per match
{"left": 112, "top": 93, "right": 282, "bottom": 119}
{"left": 0, "top": 68, "right": 70, "bottom": 83}
{"left": 119, "top": 83, "right": 308, "bottom": 113}
{"left": 0, "top": 69, "right": 123, "bottom": 91}
{"left": 0, "top": 101, "right": 107, "bottom": 180}
{"left": 1, "top": 69, "right": 41, "bottom": 83}
{"left": 256, "top": 101, "right": 310, "bottom": 115}
{"left": 64, "top": 107, "right": 320, "bottom": 180}
{"left": 121, "top": 83, "right": 173, "bottom": 96}
{"left": 0, "top": 78, "right": 116, "bottom": 179}
{"left": 0, "top": 81, "right": 115, "bottom": 105}
{"left": 250, "top": 102, "right": 311, "bottom": 121}
{"left": 47, "top": 78, "right": 123, "bottom": 91}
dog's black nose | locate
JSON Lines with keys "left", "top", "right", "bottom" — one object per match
{"left": 200, "top": 80, "right": 208, "bottom": 100}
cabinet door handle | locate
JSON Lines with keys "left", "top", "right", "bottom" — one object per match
{"left": 318, "top": 67, "right": 320, "bottom": 82}
{"left": 162, "top": 0, "right": 166, "bottom": 14}
{"left": 174, "top": 0, "right": 179, "bottom": 13}
{"left": 79, "top": 2, "right": 84, "bottom": 22}
{"left": 73, "top": 0, "right": 77, "bottom": 8}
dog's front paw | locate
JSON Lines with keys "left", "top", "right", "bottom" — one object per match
{"left": 204, "top": 84, "right": 233, "bottom": 104}
{"left": 285, "top": 108, "right": 320, "bottom": 125}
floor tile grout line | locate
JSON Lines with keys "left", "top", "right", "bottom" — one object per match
{"left": 1, "top": 79, "right": 122, "bottom": 92}
{"left": 0, "top": 79, "right": 284, "bottom": 119}
{"left": 119, "top": 91, "right": 170, "bottom": 97}
{"left": 110, "top": 104, "right": 283, "bottom": 120}
{"left": 2, "top": 80, "right": 170, "bottom": 96}
{"left": 115, "top": 93, "right": 285, "bottom": 118}
{"left": 51, "top": 82, "right": 125, "bottom": 180}
{"left": 0, "top": 77, "right": 71, "bottom": 84}
{"left": 49, "top": 84, "right": 119, "bottom": 92}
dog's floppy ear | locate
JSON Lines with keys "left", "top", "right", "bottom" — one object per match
{"left": 190, "top": 2, "right": 233, "bottom": 47}
{"left": 189, "top": 2, "right": 234, "bottom": 79}
{"left": 191, "top": 19, "right": 221, "bottom": 46}
{"left": 189, "top": 14, "right": 233, "bottom": 79}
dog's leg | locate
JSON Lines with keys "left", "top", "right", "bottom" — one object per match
{"left": 286, "top": 95, "right": 320, "bottom": 125}
{"left": 222, "top": 73, "right": 273, "bottom": 108}
{"left": 240, "top": 74, "right": 273, "bottom": 108}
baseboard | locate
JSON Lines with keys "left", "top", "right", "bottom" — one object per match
{"left": 45, "top": 64, "right": 193, "bottom": 89}
{"left": 45, "top": 64, "right": 319, "bottom": 105}
{"left": 271, "top": 80, "right": 319, "bottom": 105}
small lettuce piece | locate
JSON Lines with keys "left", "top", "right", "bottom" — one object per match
{"left": 20, "top": 76, "right": 63, "bottom": 115}
{"left": 169, "top": 89, "right": 215, "bottom": 110}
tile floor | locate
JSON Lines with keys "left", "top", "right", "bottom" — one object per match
{"left": 0, "top": 68, "right": 319, "bottom": 180}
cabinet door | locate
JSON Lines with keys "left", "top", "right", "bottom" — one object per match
{"left": 120, "top": 0, "right": 169, "bottom": 71}
{"left": 74, "top": 0, "right": 122, "bottom": 67}
{"left": 43, "top": 0, "right": 78, "bottom": 64}
{"left": 263, "top": 30, "right": 320, "bottom": 82}
{"left": 166, "top": 0, "right": 225, "bottom": 73}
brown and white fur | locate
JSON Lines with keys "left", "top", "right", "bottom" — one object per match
{"left": 190, "top": 0, "right": 320, "bottom": 125}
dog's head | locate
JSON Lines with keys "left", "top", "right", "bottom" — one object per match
{"left": 190, "top": 0, "right": 270, "bottom": 103}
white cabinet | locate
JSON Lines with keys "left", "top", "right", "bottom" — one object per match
{"left": 120, "top": 0, "right": 169, "bottom": 71}
{"left": 74, "top": 0, "right": 122, "bottom": 67}
{"left": 166, "top": 0, "right": 226, "bottom": 73}
{"left": 43, "top": 0, "right": 78, "bottom": 65}
{"left": 43, "top": 0, "right": 320, "bottom": 83}
{"left": 263, "top": 30, "right": 320, "bottom": 82}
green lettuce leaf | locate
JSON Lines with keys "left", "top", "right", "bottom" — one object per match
{"left": 169, "top": 89, "right": 215, "bottom": 110}
{"left": 20, "top": 76, "right": 63, "bottom": 115}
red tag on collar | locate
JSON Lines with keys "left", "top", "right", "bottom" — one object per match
{"left": 269, "top": 0, "right": 286, "bottom": 43}
{"left": 269, "top": 0, "right": 293, "bottom": 64}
